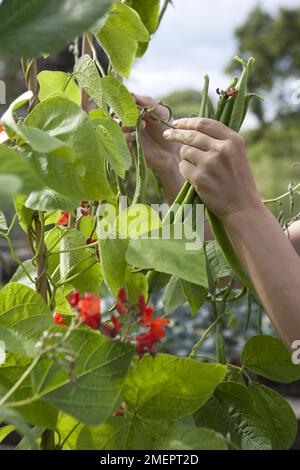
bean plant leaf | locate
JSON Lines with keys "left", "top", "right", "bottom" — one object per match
{"left": 95, "top": 116, "right": 132, "bottom": 177}
{"left": 31, "top": 331, "right": 134, "bottom": 425}
{"left": 163, "top": 275, "right": 186, "bottom": 314}
{"left": 126, "top": 224, "right": 208, "bottom": 287}
{"left": 122, "top": 354, "right": 227, "bottom": 421}
{"left": 25, "top": 189, "right": 79, "bottom": 212}
{"left": 249, "top": 384, "right": 297, "bottom": 450}
{"left": 2, "top": 92, "right": 75, "bottom": 160}
{"left": 0, "top": 406, "right": 38, "bottom": 449}
{"left": 242, "top": 335, "right": 300, "bottom": 383}
{"left": 181, "top": 280, "right": 208, "bottom": 316}
{"left": 0, "top": 145, "right": 42, "bottom": 209}
{"left": 125, "top": 0, "right": 160, "bottom": 34}
{"left": 0, "top": 0, "right": 113, "bottom": 58}
{"left": 157, "top": 426, "right": 228, "bottom": 450}
{"left": 206, "top": 241, "right": 233, "bottom": 280}
{"left": 0, "top": 283, "right": 51, "bottom": 358}
{"left": 76, "top": 416, "right": 159, "bottom": 450}
{"left": 74, "top": 55, "right": 104, "bottom": 109}
{"left": 25, "top": 96, "right": 114, "bottom": 201}
{"left": 0, "top": 424, "right": 14, "bottom": 443}
{"left": 38, "top": 71, "right": 81, "bottom": 105}
{"left": 96, "top": 2, "right": 149, "bottom": 78}
{"left": 194, "top": 382, "right": 272, "bottom": 450}
{"left": 59, "top": 228, "right": 102, "bottom": 294}
{"left": 101, "top": 76, "right": 139, "bottom": 126}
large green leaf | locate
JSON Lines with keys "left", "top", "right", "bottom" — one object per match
{"left": 0, "top": 354, "right": 58, "bottom": 429}
{"left": 2, "top": 91, "right": 75, "bottom": 160}
{"left": 115, "top": 204, "right": 162, "bottom": 238}
{"left": 25, "top": 189, "right": 79, "bottom": 212}
{"left": 101, "top": 76, "right": 139, "bottom": 126}
{"left": 74, "top": 55, "right": 104, "bottom": 109}
{"left": 249, "top": 384, "right": 297, "bottom": 450}
{"left": 74, "top": 56, "right": 139, "bottom": 126}
{"left": 181, "top": 280, "right": 208, "bottom": 316}
{"left": 163, "top": 275, "right": 186, "bottom": 314}
{"left": 126, "top": 0, "right": 160, "bottom": 34}
{"left": 194, "top": 382, "right": 272, "bottom": 450}
{"left": 122, "top": 354, "right": 227, "bottom": 421}
{"left": 242, "top": 335, "right": 300, "bottom": 383}
{"left": 38, "top": 71, "right": 81, "bottom": 105}
{"left": 0, "top": 0, "right": 113, "bottom": 58}
{"left": 95, "top": 116, "right": 132, "bottom": 177}
{"left": 206, "top": 241, "right": 232, "bottom": 280}
{"left": 30, "top": 331, "right": 134, "bottom": 425}
{"left": 99, "top": 235, "right": 128, "bottom": 296}
{"left": 25, "top": 96, "right": 114, "bottom": 201}
{"left": 126, "top": 224, "right": 208, "bottom": 287}
{"left": 59, "top": 228, "right": 102, "bottom": 294}
{"left": 0, "top": 283, "right": 51, "bottom": 358}
{"left": 0, "top": 406, "right": 38, "bottom": 449}
{"left": 0, "top": 145, "right": 42, "bottom": 209}
{"left": 96, "top": 2, "right": 149, "bottom": 78}
{"left": 76, "top": 416, "right": 159, "bottom": 450}
{"left": 157, "top": 426, "right": 228, "bottom": 450}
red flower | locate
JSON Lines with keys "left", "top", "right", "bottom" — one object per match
{"left": 0, "top": 123, "right": 4, "bottom": 133}
{"left": 78, "top": 293, "right": 101, "bottom": 329}
{"left": 80, "top": 201, "right": 89, "bottom": 216}
{"left": 68, "top": 290, "right": 80, "bottom": 308}
{"left": 53, "top": 312, "right": 67, "bottom": 327}
{"left": 136, "top": 332, "right": 157, "bottom": 356}
{"left": 58, "top": 211, "right": 69, "bottom": 226}
{"left": 229, "top": 87, "right": 237, "bottom": 96}
{"left": 138, "top": 294, "right": 147, "bottom": 316}
{"left": 103, "top": 315, "right": 123, "bottom": 338}
{"left": 81, "top": 209, "right": 89, "bottom": 216}
{"left": 115, "top": 287, "right": 128, "bottom": 315}
{"left": 118, "top": 288, "right": 128, "bottom": 305}
{"left": 149, "top": 318, "right": 170, "bottom": 340}
{"left": 140, "top": 305, "right": 154, "bottom": 326}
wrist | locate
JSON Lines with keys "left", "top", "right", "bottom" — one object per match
{"left": 220, "top": 201, "right": 268, "bottom": 232}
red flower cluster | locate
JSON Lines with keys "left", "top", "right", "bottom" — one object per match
{"left": 60, "top": 290, "right": 102, "bottom": 329}
{"left": 80, "top": 201, "right": 89, "bottom": 216}
{"left": 58, "top": 211, "right": 70, "bottom": 226}
{"left": 78, "top": 293, "right": 101, "bottom": 329}
{"left": 53, "top": 312, "right": 68, "bottom": 327}
{"left": 52, "top": 288, "right": 170, "bottom": 358}
{"left": 0, "top": 123, "right": 4, "bottom": 133}
{"left": 136, "top": 294, "right": 170, "bottom": 357}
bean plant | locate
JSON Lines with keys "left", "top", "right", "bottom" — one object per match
{"left": 0, "top": 0, "right": 299, "bottom": 451}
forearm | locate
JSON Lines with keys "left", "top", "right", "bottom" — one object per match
{"left": 222, "top": 204, "right": 300, "bottom": 347}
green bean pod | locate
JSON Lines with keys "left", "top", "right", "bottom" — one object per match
{"left": 199, "top": 75, "right": 210, "bottom": 118}
{"left": 220, "top": 96, "right": 236, "bottom": 126}
{"left": 214, "top": 76, "right": 238, "bottom": 121}
{"left": 132, "top": 115, "right": 147, "bottom": 204}
{"left": 229, "top": 57, "right": 255, "bottom": 132}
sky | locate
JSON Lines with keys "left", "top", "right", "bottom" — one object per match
{"left": 126, "top": 0, "right": 300, "bottom": 127}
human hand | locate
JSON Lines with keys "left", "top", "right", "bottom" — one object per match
{"left": 163, "top": 117, "right": 262, "bottom": 221}
{"left": 123, "top": 94, "right": 182, "bottom": 175}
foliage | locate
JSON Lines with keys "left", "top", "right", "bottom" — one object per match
{"left": 0, "top": 0, "right": 299, "bottom": 452}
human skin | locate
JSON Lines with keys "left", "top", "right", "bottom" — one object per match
{"left": 124, "top": 96, "right": 300, "bottom": 348}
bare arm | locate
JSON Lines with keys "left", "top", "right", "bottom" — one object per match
{"left": 163, "top": 117, "right": 300, "bottom": 348}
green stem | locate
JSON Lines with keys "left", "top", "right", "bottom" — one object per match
{"left": 189, "top": 314, "right": 226, "bottom": 359}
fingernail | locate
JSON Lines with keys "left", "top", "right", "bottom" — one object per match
{"left": 172, "top": 120, "right": 179, "bottom": 127}
{"left": 163, "top": 129, "right": 171, "bottom": 138}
